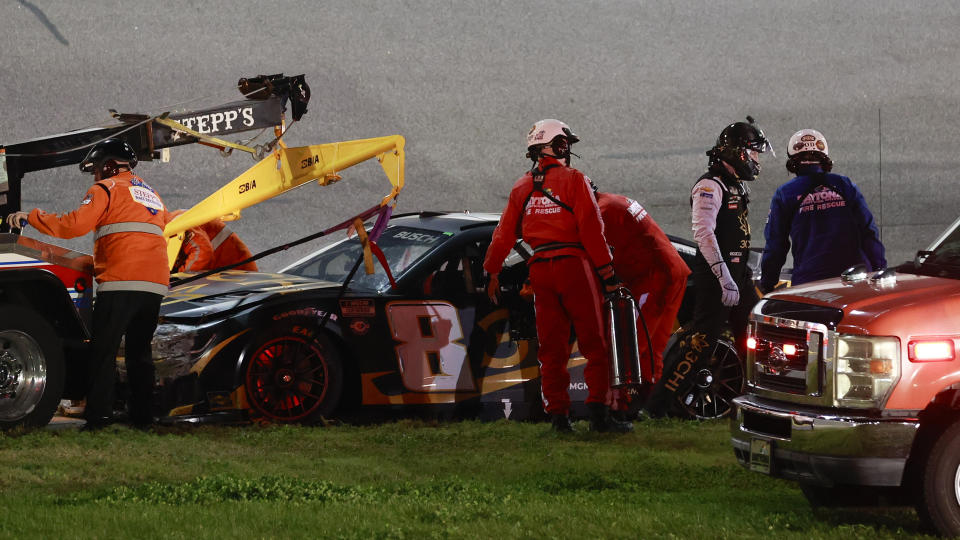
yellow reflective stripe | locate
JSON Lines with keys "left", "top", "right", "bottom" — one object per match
{"left": 95, "top": 222, "right": 164, "bottom": 240}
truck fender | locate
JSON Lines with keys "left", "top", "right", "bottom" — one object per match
{"left": 0, "top": 268, "right": 90, "bottom": 341}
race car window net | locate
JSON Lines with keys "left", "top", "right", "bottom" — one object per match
{"left": 284, "top": 226, "right": 452, "bottom": 292}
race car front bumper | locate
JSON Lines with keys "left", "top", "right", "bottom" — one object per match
{"left": 730, "top": 395, "right": 919, "bottom": 487}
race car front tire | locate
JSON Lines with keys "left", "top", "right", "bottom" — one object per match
{"left": 242, "top": 319, "right": 343, "bottom": 425}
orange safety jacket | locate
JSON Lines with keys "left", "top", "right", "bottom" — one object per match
{"left": 173, "top": 226, "right": 215, "bottom": 273}
{"left": 198, "top": 219, "right": 258, "bottom": 271}
{"left": 28, "top": 171, "right": 169, "bottom": 295}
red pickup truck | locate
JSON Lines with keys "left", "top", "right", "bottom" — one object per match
{"left": 731, "top": 215, "right": 960, "bottom": 536}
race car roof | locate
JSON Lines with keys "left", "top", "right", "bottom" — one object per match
{"left": 390, "top": 211, "right": 500, "bottom": 232}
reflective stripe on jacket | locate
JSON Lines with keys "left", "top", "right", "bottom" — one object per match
{"left": 28, "top": 171, "right": 169, "bottom": 294}
{"left": 198, "top": 219, "right": 258, "bottom": 271}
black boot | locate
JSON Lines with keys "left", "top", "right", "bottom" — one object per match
{"left": 551, "top": 414, "right": 575, "bottom": 433}
{"left": 588, "top": 403, "right": 633, "bottom": 433}
{"left": 81, "top": 415, "right": 115, "bottom": 432}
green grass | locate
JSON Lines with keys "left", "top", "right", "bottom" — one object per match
{"left": 0, "top": 419, "right": 935, "bottom": 539}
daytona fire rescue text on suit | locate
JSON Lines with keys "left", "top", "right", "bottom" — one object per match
{"left": 595, "top": 190, "right": 690, "bottom": 384}
{"left": 643, "top": 119, "right": 771, "bottom": 417}
{"left": 760, "top": 130, "right": 885, "bottom": 292}
{"left": 484, "top": 119, "right": 629, "bottom": 433}
{"left": 6, "top": 139, "right": 168, "bottom": 428}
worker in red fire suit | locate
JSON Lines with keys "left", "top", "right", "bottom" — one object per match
{"left": 6, "top": 138, "right": 168, "bottom": 429}
{"left": 594, "top": 187, "right": 690, "bottom": 386}
{"left": 484, "top": 119, "right": 631, "bottom": 433}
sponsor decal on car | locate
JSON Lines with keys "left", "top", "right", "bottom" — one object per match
{"left": 272, "top": 307, "right": 329, "bottom": 321}
{"left": 349, "top": 318, "right": 371, "bottom": 335}
{"left": 340, "top": 299, "right": 375, "bottom": 317}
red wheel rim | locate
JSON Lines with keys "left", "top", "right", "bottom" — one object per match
{"left": 245, "top": 335, "right": 328, "bottom": 422}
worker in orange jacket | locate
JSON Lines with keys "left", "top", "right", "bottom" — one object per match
{"left": 199, "top": 219, "right": 258, "bottom": 271}
{"left": 6, "top": 138, "right": 168, "bottom": 429}
{"left": 169, "top": 210, "right": 258, "bottom": 273}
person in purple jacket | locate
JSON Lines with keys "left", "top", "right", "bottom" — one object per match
{"left": 760, "top": 129, "right": 886, "bottom": 293}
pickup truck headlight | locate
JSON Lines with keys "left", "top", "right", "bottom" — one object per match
{"left": 835, "top": 335, "right": 900, "bottom": 408}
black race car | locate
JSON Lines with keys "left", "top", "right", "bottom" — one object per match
{"left": 149, "top": 211, "right": 750, "bottom": 425}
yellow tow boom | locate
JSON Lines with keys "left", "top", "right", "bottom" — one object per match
{"left": 161, "top": 122, "right": 405, "bottom": 269}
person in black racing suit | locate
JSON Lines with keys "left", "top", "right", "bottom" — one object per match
{"left": 642, "top": 117, "right": 773, "bottom": 418}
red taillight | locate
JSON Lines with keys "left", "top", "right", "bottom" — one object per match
{"left": 908, "top": 340, "right": 955, "bottom": 362}
{"left": 746, "top": 337, "right": 757, "bottom": 350}
{"left": 782, "top": 344, "right": 797, "bottom": 356}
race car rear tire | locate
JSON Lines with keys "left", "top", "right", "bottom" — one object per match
{"left": 242, "top": 320, "right": 343, "bottom": 425}
{"left": 0, "top": 305, "right": 65, "bottom": 429}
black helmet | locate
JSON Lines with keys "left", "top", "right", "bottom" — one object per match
{"left": 79, "top": 138, "right": 138, "bottom": 178}
{"left": 707, "top": 116, "right": 773, "bottom": 181}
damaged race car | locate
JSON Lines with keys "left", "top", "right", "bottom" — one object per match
{"left": 151, "top": 210, "right": 755, "bottom": 425}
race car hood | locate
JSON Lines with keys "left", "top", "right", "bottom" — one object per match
{"left": 768, "top": 271, "right": 960, "bottom": 335}
{"left": 159, "top": 270, "right": 342, "bottom": 321}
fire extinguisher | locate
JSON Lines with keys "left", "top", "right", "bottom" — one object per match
{"left": 605, "top": 287, "right": 642, "bottom": 388}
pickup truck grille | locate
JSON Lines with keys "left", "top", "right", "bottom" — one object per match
{"left": 747, "top": 300, "right": 839, "bottom": 399}
{"left": 747, "top": 300, "right": 840, "bottom": 405}
{"left": 753, "top": 324, "right": 816, "bottom": 394}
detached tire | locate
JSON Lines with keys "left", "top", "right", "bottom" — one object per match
{"left": 242, "top": 319, "right": 343, "bottom": 425}
{"left": 917, "top": 421, "right": 960, "bottom": 536}
{"left": 0, "top": 306, "right": 65, "bottom": 429}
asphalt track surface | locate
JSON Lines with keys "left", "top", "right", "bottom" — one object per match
{"left": 2, "top": 1, "right": 959, "bottom": 271}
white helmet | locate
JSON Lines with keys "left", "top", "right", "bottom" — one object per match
{"left": 786, "top": 129, "right": 832, "bottom": 173}
{"left": 526, "top": 119, "right": 579, "bottom": 163}
{"left": 787, "top": 129, "right": 828, "bottom": 157}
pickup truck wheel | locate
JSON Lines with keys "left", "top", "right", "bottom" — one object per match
{"left": 675, "top": 338, "right": 743, "bottom": 420}
{"left": 242, "top": 320, "right": 343, "bottom": 425}
{"left": 0, "top": 306, "right": 65, "bottom": 429}
{"left": 917, "top": 421, "right": 960, "bottom": 536}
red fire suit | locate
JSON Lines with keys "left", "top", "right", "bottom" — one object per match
{"left": 484, "top": 156, "right": 615, "bottom": 414}
{"left": 596, "top": 192, "right": 690, "bottom": 383}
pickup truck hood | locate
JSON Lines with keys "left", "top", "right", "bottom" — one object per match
{"left": 160, "top": 270, "right": 342, "bottom": 320}
{"left": 768, "top": 271, "right": 960, "bottom": 335}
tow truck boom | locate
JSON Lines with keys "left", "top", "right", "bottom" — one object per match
{"left": 0, "top": 74, "right": 308, "bottom": 227}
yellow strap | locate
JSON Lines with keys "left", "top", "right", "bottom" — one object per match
{"left": 353, "top": 218, "right": 375, "bottom": 275}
